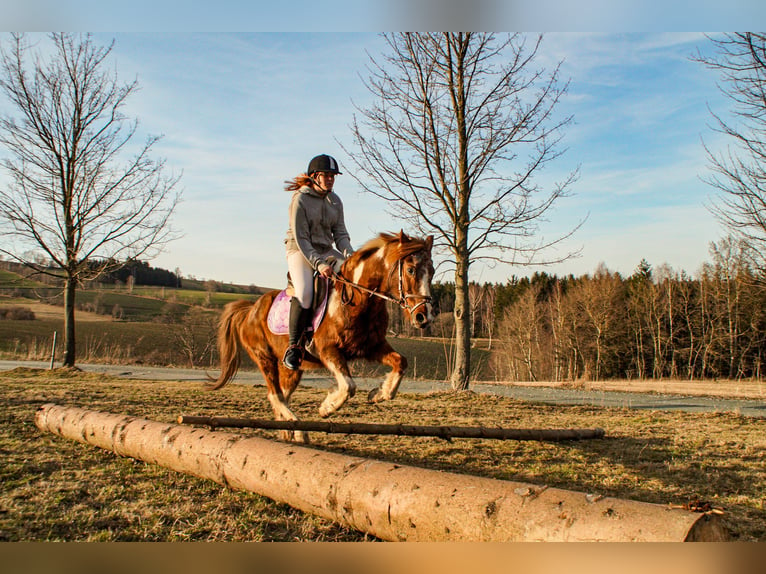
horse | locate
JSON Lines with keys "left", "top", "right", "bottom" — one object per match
{"left": 208, "top": 231, "right": 435, "bottom": 442}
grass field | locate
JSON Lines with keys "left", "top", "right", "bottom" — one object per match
{"left": 0, "top": 294, "right": 494, "bottom": 379}
{"left": 2, "top": 271, "right": 763, "bottom": 541}
{"left": 0, "top": 288, "right": 261, "bottom": 321}
{"left": 129, "top": 286, "right": 262, "bottom": 308}
{"left": 0, "top": 265, "right": 493, "bottom": 378}
{"left": 0, "top": 317, "right": 204, "bottom": 365}
{"left": 1, "top": 367, "right": 764, "bottom": 541}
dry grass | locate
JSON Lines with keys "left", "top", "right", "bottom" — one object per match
{"left": 1, "top": 367, "right": 765, "bottom": 541}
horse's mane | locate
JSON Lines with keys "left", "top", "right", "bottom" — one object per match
{"left": 352, "top": 232, "right": 430, "bottom": 264}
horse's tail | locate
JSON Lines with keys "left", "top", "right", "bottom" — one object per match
{"left": 207, "top": 299, "right": 253, "bottom": 390}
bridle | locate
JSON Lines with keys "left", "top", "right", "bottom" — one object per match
{"left": 332, "top": 255, "right": 432, "bottom": 316}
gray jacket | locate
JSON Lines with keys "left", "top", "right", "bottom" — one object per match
{"left": 284, "top": 186, "right": 354, "bottom": 270}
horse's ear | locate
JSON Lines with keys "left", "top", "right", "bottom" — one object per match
{"left": 425, "top": 235, "right": 434, "bottom": 252}
{"left": 397, "top": 229, "right": 409, "bottom": 243}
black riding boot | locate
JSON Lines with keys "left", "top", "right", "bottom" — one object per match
{"left": 283, "top": 297, "right": 312, "bottom": 371}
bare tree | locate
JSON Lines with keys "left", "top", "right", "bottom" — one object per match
{"left": 468, "top": 282, "right": 483, "bottom": 338}
{"left": 0, "top": 33, "right": 180, "bottom": 367}
{"left": 479, "top": 283, "right": 497, "bottom": 349}
{"left": 695, "top": 33, "right": 766, "bottom": 267}
{"left": 496, "top": 283, "right": 542, "bottom": 381}
{"left": 626, "top": 260, "right": 654, "bottom": 380}
{"left": 676, "top": 270, "right": 701, "bottom": 380}
{"left": 346, "top": 33, "right": 579, "bottom": 390}
{"left": 705, "top": 236, "right": 752, "bottom": 379}
{"left": 569, "top": 264, "right": 622, "bottom": 381}
{"left": 173, "top": 308, "right": 219, "bottom": 368}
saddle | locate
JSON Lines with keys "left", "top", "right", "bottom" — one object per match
{"left": 266, "top": 274, "right": 330, "bottom": 338}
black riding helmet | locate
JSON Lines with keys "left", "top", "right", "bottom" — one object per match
{"left": 307, "top": 154, "right": 342, "bottom": 176}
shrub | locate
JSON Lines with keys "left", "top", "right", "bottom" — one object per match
{"left": 0, "top": 306, "right": 36, "bottom": 320}
{"left": 111, "top": 304, "right": 124, "bottom": 320}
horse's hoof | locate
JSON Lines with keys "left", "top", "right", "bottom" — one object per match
{"left": 367, "top": 388, "right": 383, "bottom": 403}
{"left": 280, "top": 429, "right": 311, "bottom": 444}
{"left": 319, "top": 394, "right": 343, "bottom": 417}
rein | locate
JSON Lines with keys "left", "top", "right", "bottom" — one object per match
{"left": 332, "top": 258, "right": 432, "bottom": 315}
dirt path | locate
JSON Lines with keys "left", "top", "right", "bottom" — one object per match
{"left": 474, "top": 378, "right": 766, "bottom": 401}
{"left": 3, "top": 360, "right": 766, "bottom": 418}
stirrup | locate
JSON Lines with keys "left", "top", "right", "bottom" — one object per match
{"left": 282, "top": 344, "right": 303, "bottom": 371}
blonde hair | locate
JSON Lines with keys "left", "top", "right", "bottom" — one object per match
{"left": 284, "top": 174, "right": 314, "bottom": 192}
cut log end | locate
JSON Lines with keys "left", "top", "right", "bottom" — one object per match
{"left": 684, "top": 513, "right": 731, "bottom": 542}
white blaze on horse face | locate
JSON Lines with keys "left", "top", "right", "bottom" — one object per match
{"left": 418, "top": 265, "right": 435, "bottom": 323}
{"left": 406, "top": 256, "right": 434, "bottom": 326}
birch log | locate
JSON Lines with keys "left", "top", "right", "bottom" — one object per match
{"left": 34, "top": 403, "right": 728, "bottom": 542}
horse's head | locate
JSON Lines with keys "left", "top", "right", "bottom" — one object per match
{"left": 339, "top": 230, "right": 436, "bottom": 329}
{"left": 388, "top": 231, "right": 435, "bottom": 330}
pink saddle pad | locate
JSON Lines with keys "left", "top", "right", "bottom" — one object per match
{"left": 267, "top": 288, "right": 329, "bottom": 336}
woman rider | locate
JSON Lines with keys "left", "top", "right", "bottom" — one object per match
{"left": 282, "top": 154, "right": 354, "bottom": 370}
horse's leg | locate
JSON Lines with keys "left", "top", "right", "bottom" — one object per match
{"left": 366, "top": 341, "right": 408, "bottom": 403}
{"left": 251, "top": 350, "right": 308, "bottom": 443}
{"left": 275, "top": 363, "right": 308, "bottom": 443}
{"left": 317, "top": 347, "right": 356, "bottom": 418}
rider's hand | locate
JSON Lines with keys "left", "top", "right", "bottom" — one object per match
{"left": 318, "top": 263, "right": 333, "bottom": 278}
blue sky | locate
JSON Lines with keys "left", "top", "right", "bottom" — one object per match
{"left": 1, "top": 12, "right": 764, "bottom": 288}
{"left": 4, "top": 1, "right": 765, "bottom": 33}
{"left": 82, "top": 32, "right": 734, "bottom": 288}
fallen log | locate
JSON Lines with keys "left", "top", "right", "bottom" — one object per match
{"left": 35, "top": 403, "right": 729, "bottom": 542}
{"left": 178, "top": 415, "right": 606, "bottom": 441}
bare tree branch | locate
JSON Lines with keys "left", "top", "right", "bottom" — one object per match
{"left": 694, "top": 33, "right": 766, "bottom": 270}
{"left": 342, "top": 33, "right": 579, "bottom": 390}
{"left": 0, "top": 33, "right": 181, "bottom": 366}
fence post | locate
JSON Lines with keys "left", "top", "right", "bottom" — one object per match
{"left": 49, "top": 331, "right": 57, "bottom": 369}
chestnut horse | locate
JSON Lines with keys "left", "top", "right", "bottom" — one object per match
{"left": 209, "top": 231, "right": 435, "bottom": 442}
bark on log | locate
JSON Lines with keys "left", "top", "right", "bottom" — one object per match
{"left": 35, "top": 403, "right": 729, "bottom": 542}
{"left": 178, "top": 415, "right": 606, "bottom": 441}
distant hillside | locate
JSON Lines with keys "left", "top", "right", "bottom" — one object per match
{"left": 0, "top": 268, "right": 49, "bottom": 289}
{"left": 178, "top": 277, "right": 268, "bottom": 295}
{"left": 0, "top": 259, "right": 271, "bottom": 321}
{"left": 0, "top": 258, "right": 271, "bottom": 295}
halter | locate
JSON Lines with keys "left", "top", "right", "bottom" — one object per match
{"left": 333, "top": 256, "right": 432, "bottom": 316}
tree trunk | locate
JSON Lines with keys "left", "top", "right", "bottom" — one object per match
{"left": 62, "top": 276, "right": 77, "bottom": 367}
{"left": 451, "top": 248, "right": 471, "bottom": 390}
{"left": 35, "top": 403, "right": 729, "bottom": 542}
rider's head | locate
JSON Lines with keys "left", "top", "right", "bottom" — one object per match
{"left": 307, "top": 154, "right": 342, "bottom": 193}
